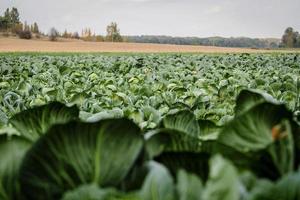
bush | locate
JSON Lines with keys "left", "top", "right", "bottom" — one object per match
{"left": 18, "top": 30, "right": 32, "bottom": 39}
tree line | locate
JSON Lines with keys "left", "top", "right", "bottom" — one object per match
{"left": 124, "top": 35, "right": 280, "bottom": 48}
{"left": 0, "top": 7, "right": 40, "bottom": 39}
{"left": 0, "top": 7, "right": 299, "bottom": 48}
{"left": 0, "top": 7, "right": 123, "bottom": 42}
{"left": 48, "top": 22, "right": 123, "bottom": 42}
{"left": 58, "top": 22, "right": 122, "bottom": 42}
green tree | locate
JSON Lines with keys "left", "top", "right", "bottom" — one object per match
{"left": 0, "top": 7, "right": 21, "bottom": 32}
{"left": 295, "top": 32, "right": 300, "bottom": 48}
{"left": 0, "top": 16, "right": 9, "bottom": 31}
{"left": 10, "top": 7, "right": 20, "bottom": 26}
{"left": 281, "top": 27, "right": 298, "bottom": 48}
{"left": 106, "top": 22, "right": 123, "bottom": 42}
{"left": 4, "top": 8, "right": 10, "bottom": 22}
{"left": 33, "top": 22, "right": 39, "bottom": 34}
{"left": 2, "top": 8, "right": 11, "bottom": 30}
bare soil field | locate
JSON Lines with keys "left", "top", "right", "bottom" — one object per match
{"left": 0, "top": 37, "right": 298, "bottom": 53}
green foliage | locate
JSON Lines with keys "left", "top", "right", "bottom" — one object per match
{"left": 19, "top": 119, "right": 143, "bottom": 199}
{"left": 0, "top": 7, "right": 20, "bottom": 32}
{"left": 0, "top": 54, "right": 300, "bottom": 199}
{"left": 10, "top": 102, "right": 79, "bottom": 142}
{"left": 202, "top": 155, "right": 239, "bottom": 200}
{"left": 281, "top": 27, "right": 300, "bottom": 48}
{"left": 219, "top": 103, "right": 291, "bottom": 153}
{"left": 162, "top": 110, "right": 200, "bottom": 138}
{"left": 62, "top": 185, "right": 120, "bottom": 200}
{"left": 0, "top": 135, "right": 31, "bottom": 200}
{"left": 125, "top": 35, "right": 280, "bottom": 48}
{"left": 106, "top": 22, "right": 123, "bottom": 42}
{"left": 1, "top": 54, "right": 299, "bottom": 127}
{"left": 0, "top": 16, "right": 9, "bottom": 31}
{"left": 139, "top": 162, "right": 175, "bottom": 200}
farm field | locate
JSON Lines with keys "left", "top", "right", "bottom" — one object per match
{"left": 1, "top": 37, "right": 300, "bottom": 53}
{"left": 0, "top": 53, "right": 300, "bottom": 199}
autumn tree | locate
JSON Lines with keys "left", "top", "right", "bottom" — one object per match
{"left": 14, "top": 22, "right": 23, "bottom": 34}
{"left": 81, "top": 28, "right": 92, "bottom": 37}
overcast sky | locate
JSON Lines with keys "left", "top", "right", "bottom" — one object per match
{"left": 1, "top": 0, "right": 300, "bottom": 38}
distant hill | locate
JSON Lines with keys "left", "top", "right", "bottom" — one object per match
{"left": 124, "top": 35, "right": 281, "bottom": 49}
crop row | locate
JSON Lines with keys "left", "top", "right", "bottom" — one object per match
{"left": 1, "top": 54, "right": 299, "bottom": 129}
{"left": 0, "top": 89, "right": 299, "bottom": 199}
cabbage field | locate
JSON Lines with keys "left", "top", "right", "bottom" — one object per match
{"left": 0, "top": 53, "right": 300, "bottom": 200}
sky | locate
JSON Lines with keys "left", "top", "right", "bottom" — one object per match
{"left": 1, "top": 0, "right": 300, "bottom": 38}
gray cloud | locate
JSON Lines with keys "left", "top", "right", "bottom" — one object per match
{"left": 1, "top": 0, "right": 299, "bottom": 38}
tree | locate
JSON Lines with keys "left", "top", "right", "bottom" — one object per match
{"left": 33, "top": 22, "right": 39, "bottom": 34}
{"left": 23, "top": 21, "right": 30, "bottom": 31}
{"left": 0, "top": 7, "right": 21, "bottom": 32}
{"left": 106, "top": 22, "right": 123, "bottom": 42}
{"left": 72, "top": 32, "right": 80, "bottom": 39}
{"left": 87, "top": 28, "right": 91, "bottom": 37}
{"left": 1, "top": 8, "right": 11, "bottom": 30}
{"left": 14, "top": 22, "right": 23, "bottom": 34}
{"left": 62, "top": 29, "right": 69, "bottom": 38}
{"left": 81, "top": 28, "right": 95, "bottom": 41}
{"left": 82, "top": 28, "right": 92, "bottom": 38}
{"left": 49, "top": 27, "right": 59, "bottom": 41}
{"left": 10, "top": 7, "right": 20, "bottom": 26}
{"left": 0, "top": 16, "right": 9, "bottom": 31}
{"left": 296, "top": 34, "right": 300, "bottom": 48}
{"left": 281, "top": 27, "right": 298, "bottom": 48}
{"left": 62, "top": 30, "right": 73, "bottom": 38}
{"left": 4, "top": 8, "right": 10, "bottom": 26}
